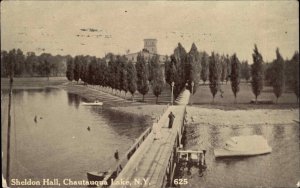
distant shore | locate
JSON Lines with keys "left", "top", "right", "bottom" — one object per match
{"left": 61, "top": 82, "right": 168, "bottom": 120}
{"left": 1, "top": 77, "right": 68, "bottom": 89}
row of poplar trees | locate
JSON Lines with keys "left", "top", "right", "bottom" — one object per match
{"left": 66, "top": 53, "right": 164, "bottom": 103}
{"left": 165, "top": 43, "right": 299, "bottom": 103}
{"left": 165, "top": 43, "right": 249, "bottom": 102}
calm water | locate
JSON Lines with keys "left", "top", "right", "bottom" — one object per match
{"left": 184, "top": 122, "right": 300, "bottom": 188}
{"left": 1, "top": 88, "right": 150, "bottom": 184}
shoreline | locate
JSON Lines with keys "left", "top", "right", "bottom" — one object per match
{"left": 186, "top": 106, "right": 299, "bottom": 126}
{"left": 61, "top": 83, "right": 168, "bottom": 120}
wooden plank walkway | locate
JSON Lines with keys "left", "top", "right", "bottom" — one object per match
{"left": 111, "top": 105, "right": 186, "bottom": 188}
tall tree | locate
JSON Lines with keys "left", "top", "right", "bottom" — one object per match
{"left": 271, "top": 48, "right": 285, "bottom": 103}
{"left": 119, "top": 56, "right": 128, "bottom": 96}
{"left": 165, "top": 55, "right": 178, "bottom": 104}
{"left": 14, "top": 49, "right": 26, "bottom": 76}
{"left": 6, "top": 49, "right": 18, "bottom": 77}
{"left": 114, "top": 56, "right": 123, "bottom": 92}
{"left": 290, "top": 51, "right": 299, "bottom": 102}
{"left": 187, "top": 43, "right": 201, "bottom": 94}
{"left": 66, "top": 58, "right": 74, "bottom": 81}
{"left": 165, "top": 55, "right": 177, "bottom": 87}
{"left": 148, "top": 55, "right": 160, "bottom": 83}
{"left": 230, "top": 54, "right": 240, "bottom": 103}
{"left": 151, "top": 55, "right": 165, "bottom": 103}
{"left": 73, "top": 56, "right": 81, "bottom": 83}
{"left": 251, "top": 44, "right": 264, "bottom": 102}
{"left": 97, "top": 59, "right": 108, "bottom": 87}
{"left": 87, "top": 57, "right": 98, "bottom": 85}
{"left": 127, "top": 61, "right": 137, "bottom": 100}
{"left": 24, "top": 52, "right": 36, "bottom": 76}
{"left": 200, "top": 52, "right": 209, "bottom": 84}
{"left": 80, "top": 56, "right": 89, "bottom": 84}
{"left": 209, "top": 52, "right": 221, "bottom": 102}
{"left": 136, "top": 53, "right": 149, "bottom": 101}
{"left": 173, "top": 43, "right": 188, "bottom": 97}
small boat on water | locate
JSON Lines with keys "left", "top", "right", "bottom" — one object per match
{"left": 87, "top": 170, "right": 117, "bottom": 186}
{"left": 214, "top": 135, "right": 272, "bottom": 157}
{"left": 81, "top": 101, "right": 103, "bottom": 106}
{"left": 87, "top": 171, "right": 108, "bottom": 182}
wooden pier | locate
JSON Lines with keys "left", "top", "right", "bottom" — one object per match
{"left": 103, "top": 105, "right": 187, "bottom": 188}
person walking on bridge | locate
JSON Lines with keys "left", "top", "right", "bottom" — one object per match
{"left": 168, "top": 112, "right": 175, "bottom": 129}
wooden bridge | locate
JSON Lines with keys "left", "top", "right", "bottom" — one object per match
{"left": 102, "top": 105, "right": 187, "bottom": 188}
{"left": 101, "top": 89, "right": 191, "bottom": 188}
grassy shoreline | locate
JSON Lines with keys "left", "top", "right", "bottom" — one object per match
{"left": 61, "top": 82, "right": 168, "bottom": 120}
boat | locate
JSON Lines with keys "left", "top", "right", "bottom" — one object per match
{"left": 87, "top": 171, "right": 108, "bottom": 182}
{"left": 87, "top": 170, "right": 117, "bottom": 186}
{"left": 214, "top": 135, "right": 272, "bottom": 157}
{"left": 81, "top": 101, "right": 103, "bottom": 106}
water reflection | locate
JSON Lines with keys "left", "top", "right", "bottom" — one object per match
{"left": 67, "top": 93, "right": 81, "bottom": 108}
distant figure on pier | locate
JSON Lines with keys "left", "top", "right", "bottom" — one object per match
{"left": 168, "top": 112, "right": 175, "bottom": 129}
{"left": 34, "top": 115, "right": 37, "bottom": 123}
{"left": 87, "top": 126, "right": 90, "bottom": 131}
{"left": 153, "top": 123, "right": 160, "bottom": 140}
{"left": 114, "top": 150, "right": 119, "bottom": 161}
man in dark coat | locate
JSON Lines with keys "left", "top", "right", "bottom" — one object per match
{"left": 168, "top": 112, "right": 175, "bottom": 128}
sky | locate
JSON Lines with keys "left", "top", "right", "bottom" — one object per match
{"left": 1, "top": 1, "right": 299, "bottom": 62}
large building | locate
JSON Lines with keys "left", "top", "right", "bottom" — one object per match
{"left": 125, "top": 39, "right": 168, "bottom": 63}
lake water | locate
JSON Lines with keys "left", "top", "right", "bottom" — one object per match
{"left": 2, "top": 88, "right": 299, "bottom": 188}
{"left": 184, "top": 122, "right": 300, "bottom": 188}
{"left": 1, "top": 88, "right": 150, "bottom": 184}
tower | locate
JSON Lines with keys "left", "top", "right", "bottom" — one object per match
{"left": 144, "top": 39, "right": 157, "bottom": 54}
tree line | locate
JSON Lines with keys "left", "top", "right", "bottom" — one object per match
{"left": 66, "top": 53, "right": 165, "bottom": 103}
{"left": 2, "top": 43, "right": 299, "bottom": 103}
{"left": 166, "top": 43, "right": 299, "bottom": 103}
{"left": 1, "top": 49, "right": 68, "bottom": 79}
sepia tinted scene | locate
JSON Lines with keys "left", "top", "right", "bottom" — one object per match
{"left": 1, "top": 1, "right": 299, "bottom": 188}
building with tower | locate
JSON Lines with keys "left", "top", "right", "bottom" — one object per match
{"left": 125, "top": 39, "right": 168, "bottom": 63}
{"left": 144, "top": 39, "right": 157, "bottom": 54}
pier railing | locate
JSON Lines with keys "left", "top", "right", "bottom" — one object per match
{"left": 102, "top": 125, "right": 153, "bottom": 186}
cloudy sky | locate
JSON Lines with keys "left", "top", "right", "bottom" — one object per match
{"left": 1, "top": 1, "right": 299, "bottom": 62}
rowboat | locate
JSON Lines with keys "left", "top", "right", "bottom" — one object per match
{"left": 87, "top": 171, "right": 107, "bottom": 182}
{"left": 81, "top": 101, "right": 103, "bottom": 106}
{"left": 214, "top": 135, "right": 272, "bottom": 157}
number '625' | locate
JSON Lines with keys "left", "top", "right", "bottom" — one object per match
{"left": 174, "top": 179, "right": 188, "bottom": 185}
